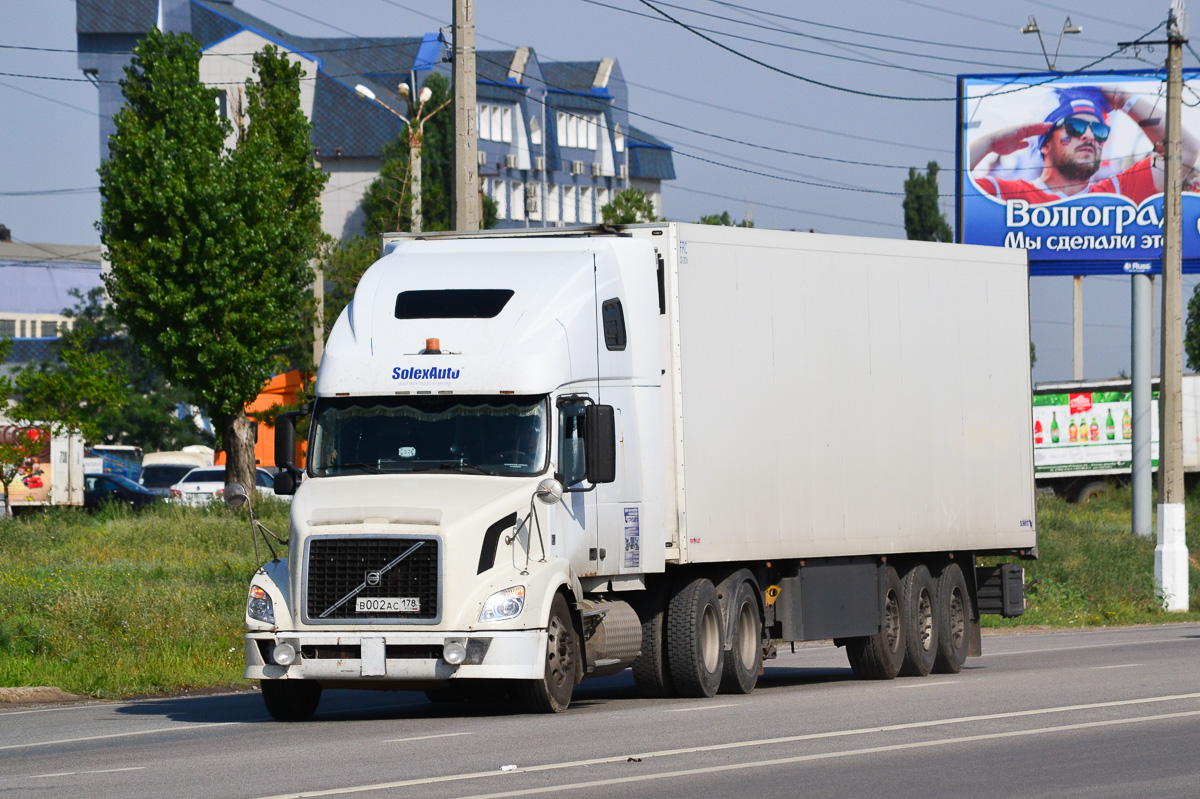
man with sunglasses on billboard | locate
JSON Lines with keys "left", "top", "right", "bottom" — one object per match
{"left": 969, "top": 86, "right": 1197, "bottom": 205}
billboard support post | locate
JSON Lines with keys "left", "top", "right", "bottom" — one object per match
{"left": 1132, "top": 272, "right": 1153, "bottom": 537}
{"left": 1156, "top": 8, "right": 1189, "bottom": 612}
{"left": 1073, "top": 276, "right": 1084, "bottom": 379}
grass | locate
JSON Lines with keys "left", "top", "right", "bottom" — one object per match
{"left": 982, "top": 485, "right": 1200, "bottom": 628}
{"left": 0, "top": 499, "right": 290, "bottom": 699}
{"left": 0, "top": 488, "right": 1197, "bottom": 699}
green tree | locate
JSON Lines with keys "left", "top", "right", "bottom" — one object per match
{"left": 359, "top": 73, "right": 497, "bottom": 236}
{"left": 319, "top": 235, "right": 380, "bottom": 334}
{"left": 99, "top": 31, "right": 327, "bottom": 493}
{"left": 903, "top": 161, "right": 953, "bottom": 242}
{"left": 601, "top": 188, "right": 660, "bottom": 225}
{"left": 0, "top": 332, "right": 127, "bottom": 517}
{"left": 698, "top": 210, "right": 752, "bottom": 227}
{"left": 23, "top": 289, "right": 214, "bottom": 450}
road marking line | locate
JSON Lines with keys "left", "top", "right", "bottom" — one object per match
{"left": 0, "top": 721, "right": 242, "bottom": 751}
{"left": 454, "top": 710, "right": 1200, "bottom": 799}
{"left": 249, "top": 693, "right": 1200, "bottom": 799}
{"left": 384, "top": 732, "right": 475, "bottom": 743}
{"left": 981, "top": 638, "right": 1196, "bottom": 657}
{"left": 1091, "top": 664, "right": 1145, "bottom": 670}
{"left": 6, "top": 767, "right": 145, "bottom": 783}
{"left": 898, "top": 680, "right": 956, "bottom": 689}
{"left": 664, "top": 703, "right": 739, "bottom": 712}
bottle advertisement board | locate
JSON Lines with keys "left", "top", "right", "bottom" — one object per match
{"left": 1032, "top": 390, "right": 1158, "bottom": 475}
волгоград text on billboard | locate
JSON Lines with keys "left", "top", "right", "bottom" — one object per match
{"left": 957, "top": 69, "right": 1200, "bottom": 276}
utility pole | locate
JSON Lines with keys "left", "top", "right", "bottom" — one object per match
{"left": 452, "top": 0, "right": 480, "bottom": 231}
{"left": 1130, "top": 1, "right": 1191, "bottom": 611}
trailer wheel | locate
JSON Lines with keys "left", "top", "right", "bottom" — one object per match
{"left": 260, "top": 679, "right": 322, "bottom": 722}
{"left": 1074, "top": 480, "right": 1110, "bottom": 503}
{"left": 899, "top": 564, "right": 938, "bottom": 677}
{"left": 845, "top": 565, "right": 905, "bottom": 680}
{"left": 667, "top": 578, "right": 724, "bottom": 698}
{"left": 933, "top": 563, "right": 970, "bottom": 674}
{"left": 631, "top": 583, "right": 675, "bottom": 697}
{"left": 719, "top": 578, "right": 762, "bottom": 695}
{"left": 519, "top": 593, "right": 579, "bottom": 713}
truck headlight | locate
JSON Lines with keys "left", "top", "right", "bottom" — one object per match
{"left": 248, "top": 585, "right": 275, "bottom": 624}
{"left": 479, "top": 586, "right": 525, "bottom": 622}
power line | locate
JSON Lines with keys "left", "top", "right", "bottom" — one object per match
{"left": 667, "top": 182, "right": 904, "bottom": 230}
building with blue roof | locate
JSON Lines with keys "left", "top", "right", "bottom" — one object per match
{"left": 76, "top": 0, "right": 675, "bottom": 235}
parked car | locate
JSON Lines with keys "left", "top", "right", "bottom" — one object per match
{"left": 168, "top": 466, "right": 281, "bottom": 506}
{"left": 83, "top": 473, "right": 163, "bottom": 511}
{"left": 138, "top": 463, "right": 198, "bottom": 497}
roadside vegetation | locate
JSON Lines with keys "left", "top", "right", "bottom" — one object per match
{"left": 0, "top": 500, "right": 289, "bottom": 698}
{"left": 0, "top": 490, "right": 1197, "bottom": 700}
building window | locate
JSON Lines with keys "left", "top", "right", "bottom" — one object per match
{"left": 613, "top": 124, "right": 624, "bottom": 153}
{"left": 492, "top": 178, "right": 507, "bottom": 219}
{"left": 546, "top": 185, "right": 560, "bottom": 223}
{"left": 530, "top": 116, "right": 542, "bottom": 146}
{"left": 563, "top": 185, "right": 577, "bottom": 223}
{"left": 40, "top": 320, "right": 57, "bottom": 338}
{"left": 477, "top": 102, "right": 513, "bottom": 143}
{"left": 528, "top": 182, "right": 542, "bottom": 221}
{"left": 556, "top": 112, "right": 597, "bottom": 150}
{"left": 0, "top": 319, "right": 14, "bottom": 338}
{"left": 597, "top": 187, "right": 610, "bottom": 220}
{"left": 511, "top": 181, "right": 525, "bottom": 221}
{"left": 580, "top": 186, "right": 593, "bottom": 224}
{"left": 18, "top": 319, "right": 27, "bottom": 338}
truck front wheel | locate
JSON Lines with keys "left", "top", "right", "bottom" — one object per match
{"left": 260, "top": 679, "right": 322, "bottom": 722}
{"left": 519, "top": 593, "right": 579, "bottom": 713}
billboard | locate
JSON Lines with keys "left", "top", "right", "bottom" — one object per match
{"left": 958, "top": 70, "right": 1200, "bottom": 276}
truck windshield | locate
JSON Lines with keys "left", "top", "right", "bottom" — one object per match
{"left": 309, "top": 395, "right": 549, "bottom": 477}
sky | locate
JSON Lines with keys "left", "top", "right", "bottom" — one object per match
{"left": 1, "top": 0, "right": 1197, "bottom": 384}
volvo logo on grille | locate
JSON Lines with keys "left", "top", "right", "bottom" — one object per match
{"left": 365, "top": 570, "right": 382, "bottom": 587}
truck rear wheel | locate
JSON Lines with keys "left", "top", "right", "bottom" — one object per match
{"left": 631, "top": 583, "right": 675, "bottom": 698}
{"left": 667, "top": 578, "right": 724, "bottom": 698}
{"left": 719, "top": 578, "right": 762, "bottom": 695}
{"left": 260, "top": 679, "right": 322, "bottom": 722}
{"left": 899, "top": 564, "right": 938, "bottom": 677}
{"left": 518, "top": 593, "right": 579, "bottom": 713}
{"left": 845, "top": 565, "right": 905, "bottom": 680}
{"left": 933, "top": 563, "right": 970, "bottom": 673}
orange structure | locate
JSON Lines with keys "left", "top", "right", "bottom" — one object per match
{"left": 216, "top": 370, "right": 310, "bottom": 468}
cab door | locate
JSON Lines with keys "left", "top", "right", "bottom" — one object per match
{"left": 550, "top": 396, "right": 601, "bottom": 575}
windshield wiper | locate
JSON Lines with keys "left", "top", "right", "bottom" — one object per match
{"left": 411, "top": 462, "right": 498, "bottom": 476}
{"left": 334, "top": 462, "right": 383, "bottom": 474}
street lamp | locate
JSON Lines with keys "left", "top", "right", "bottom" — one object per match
{"left": 1020, "top": 15, "right": 1082, "bottom": 72}
{"left": 355, "top": 81, "right": 450, "bottom": 233}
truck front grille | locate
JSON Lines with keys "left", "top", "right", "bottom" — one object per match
{"left": 304, "top": 536, "right": 441, "bottom": 623}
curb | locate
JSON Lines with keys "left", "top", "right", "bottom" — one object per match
{"left": 0, "top": 686, "right": 86, "bottom": 705}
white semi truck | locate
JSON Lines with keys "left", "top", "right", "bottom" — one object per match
{"left": 244, "top": 224, "right": 1036, "bottom": 720}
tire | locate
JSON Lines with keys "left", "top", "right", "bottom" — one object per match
{"left": 845, "top": 565, "right": 905, "bottom": 680}
{"left": 666, "top": 578, "right": 724, "bottom": 698}
{"left": 260, "top": 679, "right": 322, "bottom": 722}
{"left": 518, "top": 593, "right": 579, "bottom": 713}
{"left": 899, "top": 564, "right": 938, "bottom": 677}
{"left": 719, "top": 579, "right": 762, "bottom": 695}
{"left": 631, "top": 583, "right": 675, "bottom": 698}
{"left": 1075, "top": 480, "right": 1109, "bottom": 503}
{"left": 933, "top": 563, "right": 970, "bottom": 674}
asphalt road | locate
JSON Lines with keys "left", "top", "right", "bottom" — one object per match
{"left": 2, "top": 624, "right": 1198, "bottom": 799}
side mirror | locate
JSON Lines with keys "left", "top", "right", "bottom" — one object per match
{"left": 584, "top": 404, "right": 616, "bottom": 484}
{"left": 223, "top": 482, "right": 250, "bottom": 509}
{"left": 274, "top": 411, "right": 298, "bottom": 471}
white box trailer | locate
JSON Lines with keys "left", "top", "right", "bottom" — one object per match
{"left": 246, "top": 223, "right": 1036, "bottom": 720}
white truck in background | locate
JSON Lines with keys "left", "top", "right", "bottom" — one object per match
{"left": 1032, "top": 376, "right": 1200, "bottom": 502}
{"left": 246, "top": 223, "right": 1036, "bottom": 720}
{"left": 0, "top": 421, "right": 84, "bottom": 513}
